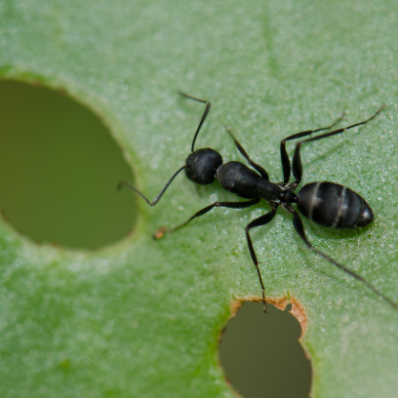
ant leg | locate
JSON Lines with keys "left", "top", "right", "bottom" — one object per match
{"left": 179, "top": 92, "right": 212, "bottom": 153}
{"left": 280, "top": 112, "right": 346, "bottom": 184}
{"left": 163, "top": 198, "right": 261, "bottom": 235}
{"left": 291, "top": 104, "right": 386, "bottom": 183}
{"left": 245, "top": 206, "right": 278, "bottom": 313}
{"left": 222, "top": 125, "right": 269, "bottom": 179}
{"left": 118, "top": 166, "right": 186, "bottom": 206}
{"left": 292, "top": 210, "right": 398, "bottom": 310}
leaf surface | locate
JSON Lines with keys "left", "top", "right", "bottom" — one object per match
{"left": 0, "top": 0, "right": 398, "bottom": 397}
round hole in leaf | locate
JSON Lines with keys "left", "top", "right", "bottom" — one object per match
{"left": 219, "top": 301, "right": 312, "bottom": 398}
{"left": 0, "top": 80, "right": 137, "bottom": 249}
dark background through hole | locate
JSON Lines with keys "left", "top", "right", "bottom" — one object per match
{"left": 0, "top": 80, "right": 136, "bottom": 248}
{"left": 0, "top": 80, "right": 312, "bottom": 397}
{"left": 219, "top": 302, "right": 312, "bottom": 398}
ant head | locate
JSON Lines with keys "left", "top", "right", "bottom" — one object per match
{"left": 185, "top": 148, "right": 223, "bottom": 185}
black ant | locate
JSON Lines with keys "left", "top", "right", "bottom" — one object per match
{"left": 120, "top": 92, "right": 397, "bottom": 312}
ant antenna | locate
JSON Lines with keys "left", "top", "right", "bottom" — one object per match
{"left": 118, "top": 166, "right": 186, "bottom": 206}
{"left": 178, "top": 91, "right": 211, "bottom": 153}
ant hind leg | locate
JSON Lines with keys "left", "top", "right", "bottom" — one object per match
{"left": 292, "top": 210, "right": 397, "bottom": 310}
{"left": 280, "top": 111, "right": 346, "bottom": 184}
{"left": 291, "top": 104, "right": 385, "bottom": 183}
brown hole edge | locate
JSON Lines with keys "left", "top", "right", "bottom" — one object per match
{"left": 229, "top": 295, "right": 308, "bottom": 339}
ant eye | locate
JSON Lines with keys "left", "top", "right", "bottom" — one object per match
{"left": 185, "top": 148, "right": 223, "bottom": 185}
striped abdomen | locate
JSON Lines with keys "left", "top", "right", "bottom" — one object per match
{"left": 296, "top": 182, "right": 373, "bottom": 229}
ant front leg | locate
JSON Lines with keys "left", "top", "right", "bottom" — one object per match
{"left": 155, "top": 198, "right": 261, "bottom": 237}
{"left": 280, "top": 112, "right": 346, "bottom": 184}
{"left": 222, "top": 125, "right": 269, "bottom": 179}
{"left": 245, "top": 205, "right": 278, "bottom": 313}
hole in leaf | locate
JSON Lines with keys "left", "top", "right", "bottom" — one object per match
{"left": 219, "top": 301, "right": 312, "bottom": 398}
{"left": 0, "top": 80, "right": 137, "bottom": 249}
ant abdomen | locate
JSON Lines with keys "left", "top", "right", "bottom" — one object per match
{"left": 297, "top": 182, "right": 374, "bottom": 229}
{"left": 185, "top": 148, "right": 223, "bottom": 185}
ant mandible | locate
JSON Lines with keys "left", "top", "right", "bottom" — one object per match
{"left": 120, "top": 92, "right": 397, "bottom": 312}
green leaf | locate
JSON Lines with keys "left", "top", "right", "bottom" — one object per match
{"left": 1, "top": 0, "right": 398, "bottom": 397}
